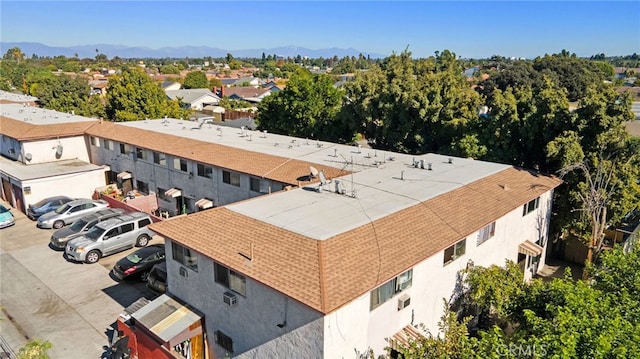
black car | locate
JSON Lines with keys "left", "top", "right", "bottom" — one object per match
{"left": 27, "top": 196, "right": 73, "bottom": 220}
{"left": 111, "top": 244, "right": 165, "bottom": 281}
{"left": 146, "top": 261, "right": 167, "bottom": 294}
{"left": 50, "top": 208, "right": 125, "bottom": 250}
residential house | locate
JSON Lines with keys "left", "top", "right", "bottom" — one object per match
{"left": 218, "top": 87, "right": 272, "bottom": 103}
{"left": 148, "top": 153, "right": 562, "bottom": 358}
{"left": 165, "top": 89, "right": 220, "bottom": 111}
{"left": 161, "top": 81, "right": 182, "bottom": 91}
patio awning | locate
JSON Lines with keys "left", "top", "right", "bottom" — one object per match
{"left": 387, "top": 325, "right": 425, "bottom": 351}
{"left": 117, "top": 171, "right": 132, "bottom": 180}
{"left": 165, "top": 188, "right": 182, "bottom": 198}
{"left": 195, "top": 198, "right": 213, "bottom": 209}
{"left": 519, "top": 240, "right": 543, "bottom": 257}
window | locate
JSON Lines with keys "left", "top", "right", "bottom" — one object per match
{"left": 90, "top": 136, "right": 98, "bottom": 146}
{"left": 104, "top": 227, "right": 119, "bottom": 239}
{"left": 215, "top": 330, "right": 233, "bottom": 353}
{"left": 477, "top": 222, "right": 496, "bottom": 246}
{"left": 120, "top": 223, "right": 134, "bottom": 234}
{"left": 223, "top": 170, "right": 240, "bottom": 187}
{"left": 172, "top": 242, "right": 198, "bottom": 271}
{"left": 370, "top": 269, "right": 412, "bottom": 310}
{"left": 136, "top": 180, "right": 148, "bottom": 194}
{"left": 250, "top": 177, "right": 260, "bottom": 192}
{"left": 444, "top": 239, "right": 466, "bottom": 265}
{"left": 523, "top": 197, "right": 540, "bottom": 216}
{"left": 103, "top": 139, "right": 113, "bottom": 151}
{"left": 197, "top": 163, "right": 213, "bottom": 178}
{"left": 136, "top": 147, "right": 146, "bottom": 160}
{"left": 153, "top": 152, "right": 166, "bottom": 166}
{"left": 119, "top": 143, "right": 130, "bottom": 155}
{"left": 215, "top": 262, "right": 247, "bottom": 296}
{"left": 138, "top": 218, "right": 151, "bottom": 228}
{"left": 173, "top": 158, "right": 188, "bottom": 172}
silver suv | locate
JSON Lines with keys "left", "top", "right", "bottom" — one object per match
{"left": 65, "top": 212, "right": 155, "bottom": 264}
{"left": 37, "top": 198, "right": 109, "bottom": 229}
{"left": 50, "top": 208, "right": 125, "bottom": 250}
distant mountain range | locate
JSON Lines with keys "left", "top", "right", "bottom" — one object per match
{"left": 0, "top": 42, "right": 387, "bottom": 60}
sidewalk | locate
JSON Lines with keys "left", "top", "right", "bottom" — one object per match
{"left": 535, "top": 257, "right": 584, "bottom": 281}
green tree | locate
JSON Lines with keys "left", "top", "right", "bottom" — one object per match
{"left": 105, "top": 66, "right": 191, "bottom": 121}
{"left": 257, "top": 68, "right": 347, "bottom": 140}
{"left": 3, "top": 47, "right": 25, "bottom": 62}
{"left": 182, "top": 71, "right": 208, "bottom": 89}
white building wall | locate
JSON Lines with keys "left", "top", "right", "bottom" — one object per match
{"left": 21, "top": 169, "right": 107, "bottom": 207}
{"left": 165, "top": 242, "right": 323, "bottom": 358}
{"left": 88, "top": 138, "right": 285, "bottom": 214}
{"left": 325, "top": 190, "right": 555, "bottom": 357}
{"left": 22, "top": 136, "right": 90, "bottom": 164}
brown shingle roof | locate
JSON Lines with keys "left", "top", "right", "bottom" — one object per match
{"left": 150, "top": 167, "right": 562, "bottom": 313}
{"left": 0, "top": 116, "right": 96, "bottom": 141}
{"left": 85, "top": 121, "right": 346, "bottom": 185}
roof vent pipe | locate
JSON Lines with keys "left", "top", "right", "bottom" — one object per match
{"left": 400, "top": 170, "right": 404, "bottom": 180}
{"left": 420, "top": 159, "right": 425, "bottom": 169}
{"left": 448, "top": 157, "right": 453, "bottom": 164}
{"left": 428, "top": 163, "right": 432, "bottom": 170}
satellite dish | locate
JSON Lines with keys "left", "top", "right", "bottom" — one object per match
{"left": 25, "top": 153, "right": 32, "bottom": 161}
{"left": 309, "top": 166, "right": 319, "bottom": 178}
{"left": 55, "top": 144, "right": 63, "bottom": 157}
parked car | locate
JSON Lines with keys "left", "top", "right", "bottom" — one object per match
{"left": 0, "top": 204, "right": 15, "bottom": 229}
{"left": 111, "top": 244, "right": 165, "bottom": 281}
{"left": 50, "top": 208, "right": 125, "bottom": 250}
{"left": 37, "top": 198, "right": 110, "bottom": 229}
{"left": 27, "top": 196, "right": 73, "bottom": 220}
{"left": 146, "top": 261, "right": 167, "bottom": 294}
{"left": 65, "top": 212, "right": 155, "bottom": 264}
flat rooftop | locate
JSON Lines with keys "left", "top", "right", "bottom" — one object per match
{"left": 121, "top": 117, "right": 416, "bottom": 173}
{"left": 0, "top": 103, "right": 97, "bottom": 125}
{"left": 227, "top": 153, "right": 509, "bottom": 240}
{"left": 0, "top": 156, "right": 105, "bottom": 181}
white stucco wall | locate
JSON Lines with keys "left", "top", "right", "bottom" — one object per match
{"left": 22, "top": 136, "right": 90, "bottom": 164}
{"left": 165, "top": 242, "right": 323, "bottom": 358}
{"left": 88, "top": 138, "right": 285, "bottom": 215}
{"left": 325, "top": 190, "right": 555, "bottom": 357}
{"left": 21, "top": 169, "right": 107, "bottom": 207}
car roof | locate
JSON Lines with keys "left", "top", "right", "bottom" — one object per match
{"left": 94, "top": 212, "right": 151, "bottom": 229}
{"left": 131, "top": 244, "right": 164, "bottom": 256}
{"left": 66, "top": 198, "right": 104, "bottom": 206}
{"left": 80, "top": 208, "right": 125, "bottom": 221}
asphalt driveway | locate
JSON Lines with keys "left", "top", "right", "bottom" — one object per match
{"left": 0, "top": 201, "right": 161, "bottom": 358}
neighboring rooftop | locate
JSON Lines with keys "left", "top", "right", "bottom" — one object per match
{"left": 0, "top": 103, "right": 98, "bottom": 141}
{"left": 0, "top": 90, "right": 38, "bottom": 104}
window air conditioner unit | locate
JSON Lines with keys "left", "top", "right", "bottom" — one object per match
{"left": 398, "top": 294, "right": 411, "bottom": 310}
{"left": 223, "top": 292, "right": 237, "bottom": 306}
{"left": 179, "top": 267, "right": 188, "bottom": 278}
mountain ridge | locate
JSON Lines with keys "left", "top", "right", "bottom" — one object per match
{"left": 0, "top": 42, "right": 387, "bottom": 59}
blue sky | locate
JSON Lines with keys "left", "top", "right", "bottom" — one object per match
{"left": 1, "top": 1, "right": 638, "bottom": 59}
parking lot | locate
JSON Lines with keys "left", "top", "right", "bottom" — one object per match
{"left": 0, "top": 201, "right": 162, "bottom": 358}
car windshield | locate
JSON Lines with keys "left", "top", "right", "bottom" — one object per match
{"left": 85, "top": 226, "right": 106, "bottom": 240}
{"left": 0, "top": 206, "right": 9, "bottom": 214}
{"left": 126, "top": 253, "right": 143, "bottom": 264}
{"left": 70, "top": 219, "right": 89, "bottom": 231}
{"left": 55, "top": 203, "right": 72, "bottom": 214}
